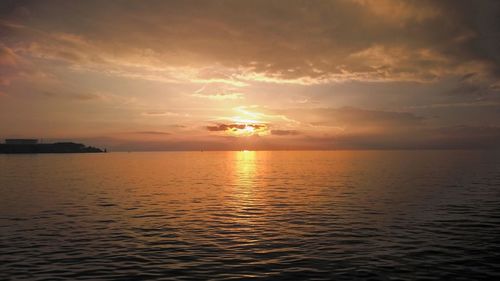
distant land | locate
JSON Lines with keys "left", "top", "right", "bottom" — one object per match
{"left": 0, "top": 139, "right": 105, "bottom": 154}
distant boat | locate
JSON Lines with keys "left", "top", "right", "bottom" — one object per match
{"left": 0, "top": 139, "right": 105, "bottom": 154}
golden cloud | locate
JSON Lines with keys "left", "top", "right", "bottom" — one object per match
{"left": 206, "top": 123, "right": 269, "bottom": 137}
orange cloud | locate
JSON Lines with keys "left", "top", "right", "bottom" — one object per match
{"left": 191, "top": 92, "right": 243, "bottom": 100}
{"left": 0, "top": 45, "right": 19, "bottom": 66}
{"left": 271, "top": 129, "right": 299, "bottom": 136}
{"left": 206, "top": 123, "right": 269, "bottom": 137}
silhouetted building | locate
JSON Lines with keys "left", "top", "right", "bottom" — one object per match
{"left": 5, "top": 139, "right": 39, "bottom": 145}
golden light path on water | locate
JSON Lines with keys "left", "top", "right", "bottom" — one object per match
{"left": 225, "top": 150, "right": 261, "bottom": 244}
{"left": 235, "top": 150, "right": 257, "bottom": 188}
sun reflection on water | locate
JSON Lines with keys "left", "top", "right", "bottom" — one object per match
{"left": 233, "top": 150, "right": 258, "bottom": 199}
{"left": 236, "top": 150, "right": 256, "bottom": 179}
{"left": 225, "top": 150, "right": 266, "bottom": 232}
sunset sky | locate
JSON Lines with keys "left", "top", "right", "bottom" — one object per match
{"left": 1, "top": 0, "right": 500, "bottom": 150}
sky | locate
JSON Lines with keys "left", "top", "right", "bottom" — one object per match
{"left": 1, "top": 0, "right": 500, "bottom": 150}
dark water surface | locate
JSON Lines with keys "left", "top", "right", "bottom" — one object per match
{"left": 1, "top": 151, "right": 500, "bottom": 280}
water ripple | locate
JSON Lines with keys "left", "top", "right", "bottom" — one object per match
{"left": 1, "top": 151, "right": 500, "bottom": 280}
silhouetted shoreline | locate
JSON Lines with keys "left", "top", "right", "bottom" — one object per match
{"left": 0, "top": 142, "right": 104, "bottom": 154}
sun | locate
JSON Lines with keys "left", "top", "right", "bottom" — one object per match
{"left": 227, "top": 123, "right": 269, "bottom": 137}
{"left": 209, "top": 109, "right": 271, "bottom": 137}
{"left": 242, "top": 125, "right": 255, "bottom": 134}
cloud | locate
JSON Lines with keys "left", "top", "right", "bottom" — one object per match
{"left": 74, "top": 124, "right": 500, "bottom": 150}
{"left": 0, "top": 45, "right": 18, "bottom": 66}
{"left": 266, "top": 125, "right": 500, "bottom": 150}
{"left": 42, "top": 91, "right": 103, "bottom": 101}
{"left": 142, "top": 111, "right": 187, "bottom": 117}
{"left": 191, "top": 92, "right": 243, "bottom": 100}
{"left": 129, "top": 131, "right": 171, "bottom": 136}
{"left": 0, "top": 45, "right": 22, "bottom": 86}
{"left": 431, "top": 125, "right": 500, "bottom": 148}
{"left": 330, "top": 107, "right": 423, "bottom": 127}
{"left": 207, "top": 124, "right": 245, "bottom": 132}
{"left": 0, "top": 75, "right": 13, "bottom": 86}
{"left": 206, "top": 123, "right": 269, "bottom": 136}
{"left": 2, "top": 0, "right": 499, "bottom": 84}
{"left": 206, "top": 123, "right": 266, "bottom": 132}
{"left": 271, "top": 129, "right": 300, "bottom": 136}
{"left": 191, "top": 83, "right": 244, "bottom": 100}
{"left": 333, "top": 125, "right": 500, "bottom": 149}
{"left": 280, "top": 106, "right": 424, "bottom": 131}
{"left": 269, "top": 106, "right": 429, "bottom": 144}
{"left": 350, "top": 0, "right": 441, "bottom": 23}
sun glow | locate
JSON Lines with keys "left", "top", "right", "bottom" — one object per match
{"left": 226, "top": 123, "right": 269, "bottom": 137}
{"left": 230, "top": 116, "right": 260, "bottom": 124}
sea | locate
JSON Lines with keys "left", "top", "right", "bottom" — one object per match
{"left": 1, "top": 151, "right": 499, "bottom": 280}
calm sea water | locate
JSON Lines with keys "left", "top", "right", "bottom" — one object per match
{"left": 1, "top": 151, "right": 500, "bottom": 280}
